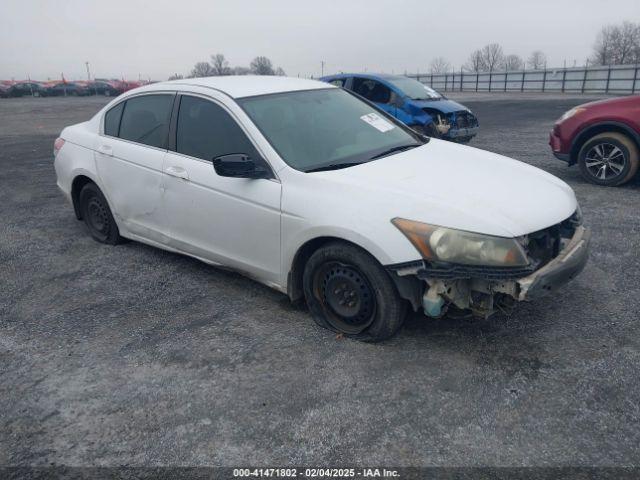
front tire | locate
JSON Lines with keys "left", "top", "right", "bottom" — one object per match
{"left": 302, "top": 242, "right": 407, "bottom": 342}
{"left": 578, "top": 132, "right": 639, "bottom": 186}
{"left": 79, "top": 183, "right": 122, "bottom": 245}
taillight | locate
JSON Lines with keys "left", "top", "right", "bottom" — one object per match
{"left": 53, "top": 137, "right": 65, "bottom": 157}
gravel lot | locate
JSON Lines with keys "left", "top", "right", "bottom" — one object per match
{"left": 1, "top": 93, "right": 639, "bottom": 468}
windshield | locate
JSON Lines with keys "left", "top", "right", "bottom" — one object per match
{"left": 387, "top": 77, "right": 442, "bottom": 100}
{"left": 238, "top": 88, "right": 424, "bottom": 172}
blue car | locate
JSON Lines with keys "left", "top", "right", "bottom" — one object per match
{"left": 320, "top": 73, "right": 479, "bottom": 142}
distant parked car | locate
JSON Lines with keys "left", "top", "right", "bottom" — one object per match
{"left": 88, "top": 80, "right": 122, "bottom": 97}
{"left": 0, "top": 83, "right": 11, "bottom": 98}
{"left": 7, "top": 81, "right": 49, "bottom": 97}
{"left": 550, "top": 95, "right": 640, "bottom": 186}
{"left": 48, "top": 82, "right": 90, "bottom": 97}
{"left": 320, "top": 73, "right": 479, "bottom": 142}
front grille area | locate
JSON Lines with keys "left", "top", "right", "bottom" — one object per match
{"left": 417, "top": 263, "right": 535, "bottom": 281}
{"left": 451, "top": 111, "right": 478, "bottom": 129}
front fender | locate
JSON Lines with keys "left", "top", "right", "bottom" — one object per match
{"left": 403, "top": 101, "right": 433, "bottom": 126}
{"left": 281, "top": 223, "right": 413, "bottom": 289}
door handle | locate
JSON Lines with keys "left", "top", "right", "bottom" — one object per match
{"left": 165, "top": 165, "right": 189, "bottom": 180}
{"left": 98, "top": 144, "right": 113, "bottom": 156}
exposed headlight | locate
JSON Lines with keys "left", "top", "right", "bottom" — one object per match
{"left": 559, "top": 107, "right": 586, "bottom": 122}
{"left": 392, "top": 218, "right": 529, "bottom": 267}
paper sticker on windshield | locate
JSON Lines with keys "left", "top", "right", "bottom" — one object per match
{"left": 360, "top": 113, "right": 395, "bottom": 133}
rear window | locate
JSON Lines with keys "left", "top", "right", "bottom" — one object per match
{"left": 104, "top": 102, "right": 124, "bottom": 137}
{"left": 118, "top": 94, "right": 174, "bottom": 149}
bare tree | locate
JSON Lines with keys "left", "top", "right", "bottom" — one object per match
{"left": 503, "top": 54, "right": 524, "bottom": 71}
{"left": 210, "top": 54, "right": 231, "bottom": 75}
{"left": 429, "top": 57, "right": 451, "bottom": 74}
{"left": 168, "top": 73, "right": 183, "bottom": 81}
{"left": 591, "top": 25, "right": 617, "bottom": 65}
{"left": 464, "top": 49, "right": 485, "bottom": 72}
{"left": 481, "top": 43, "right": 504, "bottom": 72}
{"left": 232, "top": 66, "right": 252, "bottom": 75}
{"left": 610, "top": 21, "right": 640, "bottom": 64}
{"left": 527, "top": 50, "right": 547, "bottom": 70}
{"left": 250, "top": 56, "right": 275, "bottom": 75}
{"left": 189, "top": 61, "right": 214, "bottom": 78}
{"left": 275, "top": 67, "right": 286, "bottom": 76}
{"left": 591, "top": 22, "right": 640, "bottom": 65}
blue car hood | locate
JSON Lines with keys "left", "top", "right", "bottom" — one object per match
{"left": 411, "top": 98, "right": 468, "bottom": 114}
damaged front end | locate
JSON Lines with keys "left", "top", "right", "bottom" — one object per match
{"left": 387, "top": 211, "right": 590, "bottom": 319}
{"left": 425, "top": 108, "right": 479, "bottom": 142}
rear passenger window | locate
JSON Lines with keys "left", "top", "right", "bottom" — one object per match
{"left": 176, "top": 95, "right": 259, "bottom": 162}
{"left": 104, "top": 102, "right": 124, "bottom": 137}
{"left": 118, "top": 94, "right": 173, "bottom": 148}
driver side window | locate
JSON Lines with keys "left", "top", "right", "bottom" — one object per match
{"left": 175, "top": 95, "right": 260, "bottom": 163}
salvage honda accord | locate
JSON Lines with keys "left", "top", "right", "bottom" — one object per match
{"left": 54, "top": 76, "right": 590, "bottom": 341}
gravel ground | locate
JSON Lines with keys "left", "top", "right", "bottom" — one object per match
{"left": 1, "top": 94, "right": 639, "bottom": 468}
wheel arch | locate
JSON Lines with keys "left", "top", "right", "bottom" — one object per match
{"left": 570, "top": 121, "right": 640, "bottom": 164}
{"left": 286, "top": 233, "right": 423, "bottom": 310}
{"left": 70, "top": 170, "right": 107, "bottom": 220}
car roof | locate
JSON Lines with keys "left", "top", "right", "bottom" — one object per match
{"left": 321, "top": 73, "right": 409, "bottom": 82}
{"left": 152, "top": 75, "right": 334, "bottom": 99}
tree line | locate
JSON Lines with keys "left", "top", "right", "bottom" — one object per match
{"left": 428, "top": 20, "right": 640, "bottom": 74}
{"left": 168, "top": 54, "right": 285, "bottom": 80}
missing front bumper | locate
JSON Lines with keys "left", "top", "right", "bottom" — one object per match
{"left": 517, "top": 225, "right": 590, "bottom": 300}
{"left": 387, "top": 225, "right": 591, "bottom": 318}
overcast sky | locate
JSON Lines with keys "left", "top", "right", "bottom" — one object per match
{"left": 1, "top": 0, "right": 638, "bottom": 81}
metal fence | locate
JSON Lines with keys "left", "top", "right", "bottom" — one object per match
{"left": 410, "top": 64, "right": 639, "bottom": 94}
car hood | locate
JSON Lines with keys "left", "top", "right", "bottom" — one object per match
{"left": 318, "top": 140, "right": 577, "bottom": 238}
{"left": 410, "top": 98, "right": 470, "bottom": 114}
{"left": 578, "top": 94, "right": 640, "bottom": 110}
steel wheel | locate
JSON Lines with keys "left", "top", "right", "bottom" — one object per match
{"left": 85, "top": 194, "right": 111, "bottom": 241}
{"left": 584, "top": 142, "right": 627, "bottom": 181}
{"left": 313, "top": 261, "right": 376, "bottom": 334}
{"left": 78, "top": 182, "right": 122, "bottom": 245}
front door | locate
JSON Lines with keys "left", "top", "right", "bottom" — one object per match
{"left": 162, "top": 94, "right": 282, "bottom": 286}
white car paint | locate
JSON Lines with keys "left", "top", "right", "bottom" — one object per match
{"left": 54, "top": 75, "right": 578, "bottom": 295}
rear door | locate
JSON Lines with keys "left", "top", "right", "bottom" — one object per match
{"left": 95, "top": 93, "right": 175, "bottom": 242}
{"left": 161, "top": 93, "right": 282, "bottom": 285}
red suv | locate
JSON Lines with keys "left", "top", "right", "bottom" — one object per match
{"left": 550, "top": 95, "right": 640, "bottom": 186}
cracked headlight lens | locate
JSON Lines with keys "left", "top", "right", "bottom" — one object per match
{"left": 392, "top": 218, "right": 529, "bottom": 267}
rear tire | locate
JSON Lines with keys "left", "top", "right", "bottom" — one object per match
{"left": 79, "top": 183, "right": 122, "bottom": 245}
{"left": 578, "top": 132, "right": 639, "bottom": 186}
{"left": 302, "top": 242, "right": 407, "bottom": 342}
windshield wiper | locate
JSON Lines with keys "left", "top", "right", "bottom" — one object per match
{"left": 305, "top": 162, "right": 365, "bottom": 173}
{"left": 369, "top": 144, "right": 420, "bottom": 160}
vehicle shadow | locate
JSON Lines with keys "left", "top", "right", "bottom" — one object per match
{"left": 399, "top": 308, "right": 553, "bottom": 381}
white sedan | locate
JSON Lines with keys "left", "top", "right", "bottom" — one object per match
{"left": 54, "top": 76, "right": 590, "bottom": 341}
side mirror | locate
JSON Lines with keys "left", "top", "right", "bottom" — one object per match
{"left": 212, "top": 153, "right": 272, "bottom": 179}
